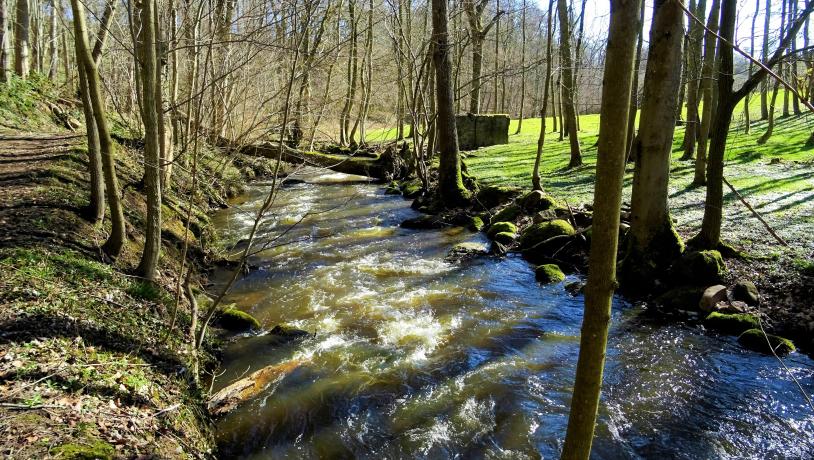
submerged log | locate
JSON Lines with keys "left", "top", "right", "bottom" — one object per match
{"left": 207, "top": 358, "right": 307, "bottom": 416}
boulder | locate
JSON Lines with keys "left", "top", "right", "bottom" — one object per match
{"left": 656, "top": 286, "right": 706, "bottom": 310}
{"left": 565, "top": 280, "right": 585, "bottom": 295}
{"left": 400, "top": 215, "right": 446, "bottom": 229}
{"left": 269, "top": 324, "right": 311, "bottom": 340}
{"left": 486, "top": 221, "right": 517, "bottom": 239}
{"left": 400, "top": 179, "right": 423, "bottom": 198}
{"left": 704, "top": 312, "right": 760, "bottom": 335}
{"left": 468, "top": 216, "right": 485, "bottom": 232}
{"left": 520, "top": 190, "right": 558, "bottom": 212}
{"left": 716, "top": 300, "right": 749, "bottom": 314}
{"left": 446, "top": 242, "right": 489, "bottom": 262}
{"left": 532, "top": 209, "right": 559, "bottom": 223}
{"left": 491, "top": 204, "right": 522, "bottom": 223}
{"left": 535, "top": 264, "right": 566, "bottom": 284}
{"left": 520, "top": 219, "right": 576, "bottom": 249}
{"left": 672, "top": 250, "right": 726, "bottom": 285}
{"left": 732, "top": 280, "right": 760, "bottom": 306}
{"left": 738, "top": 329, "right": 795, "bottom": 355}
{"left": 475, "top": 185, "right": 521, "bottom": 209}
{"left": 699, "top": 285, "right": 727, "bottom": 312}
{"left": 492, "top": 231, "right": 516, "bottom": 246}
{"left": 384, "top": 181, "right": 401, "bottom": 195}
{"left": 216, "top": 307, "right": 261, "bottom": 332}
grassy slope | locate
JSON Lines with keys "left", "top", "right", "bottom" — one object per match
{"left": 0, "top": 76, "right": 265, "bottom": 458}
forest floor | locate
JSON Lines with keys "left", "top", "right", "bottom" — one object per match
{"left": 462, "top": 112, "right": 814, "bottom": 352}
{"left": 0, "top": 77, "right": 272, "bottom": 457}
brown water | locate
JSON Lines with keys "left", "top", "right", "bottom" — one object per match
{"left": 210, "top": 169, "right": 814, "bottom": 459}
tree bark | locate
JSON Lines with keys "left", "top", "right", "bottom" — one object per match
{"left": 680, "top": 0, "right": 705, "bottom": 160}
{"left": 693, "top": 0, "right": 720, "bottom": 186}
{"left": 561, "top": 0, "right": 641, "bottom": 457}
{"left": 69, "top": 0, "right": 125, "bottom": 257}
{"left": 15, "top": 0, "right": 30, "bottom": 77}
{"left": 625, "top": 0, "right": 644, "bottom": 162}
{"left": 557, "top": 0, "right": 582, "bottom": 167}
{"left": 515, "top": 0, "right": 526, "bottom": 134}
{"left": 626, "top": 0, "right": 686, "bottom": 280}
{"left": 432, "top": 0, "right": 469, "bottom": 207}
{"left": 760, "top": 0, "right": 770, "bottom": 119}
{"left": 1, "top": 0, "right": 11, "bottom": 82}
{"left": 135, "top": 0, "right": 162, "bottom": 281}
{"left": 532, "top": 0, "right": 555, "bottom": 191}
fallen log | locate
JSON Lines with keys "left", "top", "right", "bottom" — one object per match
{"left": 207, "top": 358, "right": 307, "bottom": 416}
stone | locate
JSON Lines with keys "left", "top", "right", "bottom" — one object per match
{"left": 519, "top": 219, "right": 576, "bottom": 250}
{"left": 699, "top": 285, "right": 727, "bottom": 312}
{"left": 491, "top": 204, "right": 523, "bottom": 223}
{"left": 468, "top": 216, "right": 485, "bottom": 232}
{"left": 400, "top": 215, "right": 446, "bottom": 229}
{"left": 520, "top": 190, "right": 558, "bottom": 212}
{"left": 446, "top": 242, "right": 489, "bottom": 262}
{"left": 704, "top": 312, "right": 760, "bottom": 335}
{"left": 492, "top": 231, "right": 516, "bottom": 246}
{"left": 486, "top": 221, "right": 517, "bottom": 239}
{"left": 474, "top": 185, "right": 521, "bottom": 209}
{"left": 564, "top": 280, "right": 585, "bottom": 295}
{"left": 732, "top": 280, "right": 760, "bottom": 306}
{"left": 716, "top": 300, "right": 748, "bottom": 314}
{"left": 535, "top": 264, "right": 566, "bottom": 284}
{"left": 532, "top": 209, "right": 558, "bottom": 223}
{"left": 269, "top": 324, "right": 311, "bottom": 339}
{"left": 217, "top": 307, "right": 261, "bottom": 332}
{"left": 455, "top": 113, "right": 510, "bottom": 150}
{"left": 672, "top": 250, "right": 726, "bottom": 285}
{"left": 657, "top": 286, "right": 706, "bottom": 310}
{"left": 400, "top": 179, "right": 423, "bottom": 198}
{"left": 738, "top": 329, "right": 795, "bottom": 355}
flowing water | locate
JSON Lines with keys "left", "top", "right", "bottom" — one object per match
{"left": 210, "top": 169, "right": 814, "bottom": 459}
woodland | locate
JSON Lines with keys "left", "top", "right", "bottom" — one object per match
{"left": 0, "top": 0, "right": 813, "bottom": 457}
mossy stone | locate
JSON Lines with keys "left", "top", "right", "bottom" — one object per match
{"left": 732, "top": 280, "right": 760, "bottom": 306}
{"left": 738, "top": 329, "right": 795, "bottom": 355}
{"left": 400, "top": 179, "right": 423, "bottom": 198}
{"left": 468, "top": 216, "right": 485, "bottom": 232}
{"left": 384, "top": 181, "right": 401, "bottom": 195}
{"left": 487, "top": 221, "right": 517, "bottom": 239}
{"left": 491, "top": 204, "right": 522, "bottom": 223}
{"left": 51, "top": 440, "right": 114, "bottom": 460}
{"left": 520, "top": 219, "right": 575, "bottom": 249}
{"left": 673, "top": 250, "right": 726, "bottom": 285}
{"left": 218, "top": 307, "right": 261, "bottom": 332}
{"left": 520, "top": 190, "right": 559, "bottom": 211}
{"left": 705, "top": 312, "right": 760, "bottom": 335}
{"left": 493, "top": 231, "right": 516, "bottom": 246}
{"left": 400, "top": 215, "right": 446, "bottom": 229}
{"left": 475, "top": 185, "right": 521, "bottom": 209}
{"left": 270, "top": 324, "right": 311, "bottom": 339}
{"left": 655, "top": 285, "right": 706, "bottom": 310}
{"left": 535, "top": 264, "right": 566, "bottom": 284}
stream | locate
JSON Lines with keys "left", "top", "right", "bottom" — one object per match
{"left": 210, "top": 169, "right": 814, "bottom": 459}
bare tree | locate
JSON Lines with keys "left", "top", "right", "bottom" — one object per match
{"left": 463, "top": 0, "right": 502, "bottom": 113}
{"left": 557, "top": 0, "right": 582, "bottom": 167}
{"left": 1, "top": 0, "right": 10, "bottom": 82}
{"left": 15, "top": 0, "right": 31, "bottom": 77}
{"left": 531, "top": 0, "right": 554, "bottom": 191}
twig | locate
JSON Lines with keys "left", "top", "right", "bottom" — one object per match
{"left": 722, "top": 176, "right": 788, "bottom": 247}
{"left": 150, "top": 403, "right": 181, "bottom": 418}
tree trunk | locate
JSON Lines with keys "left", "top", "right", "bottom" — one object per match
{"left": 69, "top": 0, "right": 124, "bottom": 257}
{"left": 515, "top": 0, "right": 526, "bottom": 134}
{"left": 680, "top": 0, "right": 705, "bottom": 160}
{"left": 432, "top": 0, "right": 469, "bottom": 207}
{"left": 744, "top": 0, "right": 758, "bottom": 134}
{"left": 693, "top": 0, "right": 720, "bottom": 186}
{"left": 625, "top": 0, "right": 686, "bottom": 282}
{"left": 561, "top": 0, "right": 641, "bottom": 457}
{"left": 47, "top": 0, "right": 56, "bottom": 79}
{"left": 557, "top": 0, "right": 582, "bottom": 167}
{"left": 760, "top": 0, "right": 770, "bottom": 119}
{"left": 757, "top": 79, "right": 781, "bottom": 144}
{"left": 135, "top": 0, "right": 162, "bottom": 281}
{"left": 15, "top": 0, "right": 30, "bottom": 77}
{"left": 791, "top": 0, "right": 800, "bottom": 115}
{"left": 1, "top": 0, "right": 10, "bottom": 82}
{"left": 532, "top": 0, "right": 555, "bottom": 191}
{"left": 625, "top": 0, "right": 644, "bottom": 162}
{"left": 781, "top": 0, "right": 789, "bottom": 118}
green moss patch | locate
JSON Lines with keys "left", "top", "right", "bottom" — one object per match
{"left": 705, "top": 312, "right": 760, "bottom": 335}
{"left": 493, "top": 232, "right": 517, "bottom": 246}
{"left": 520, "top": 219, "right": 575, "bottom": 249}
{"left": 491, "top": 204, "right": 523, "bottom": 223}
{"left": 486, "top": 221, "right": 517, "bottom": 239}
{"left": 217, "top": 307, "right": 262, "bottom": 332}
{"left": 51, "top": 439, "right": 115, "bottom": 460}
{"left": 672, "top": 250, "right": 726, "bottom": 285}
{"left": 738, "top": 329, "right": 796, "bottom": 355}
{"left": 535, "top": 264, "right": 566, "bottom": 284}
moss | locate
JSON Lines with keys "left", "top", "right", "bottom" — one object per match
{"left": 399, "top": 179, "right": 423, "bottom": 198}
{"left": 672, "top": 250, "right": 726, "bottom": 285}
{"left": 468, "top": 216, "right": 485, "bottom": 232}
{"left": 519, "top": 219, "right": 575, "bottom": 249}
{"left": 738, "top": 329, "right": 796, "bottom": 355}
{"left": 705, "top": 312, "right": 760, "bottom": 335}
{"left": 619, "top": 219, "right": 684, "bottom": 291}
{"left": 270, "top": 324, "right": 311, "bottom": 339}
{"left": 474, "top": 185, "right": 521, "bottom": 209}
{"left": 535, "top": 264, "right": 566, "bottom": 284}
{"left": 491, "top": 204, "right": 522, "bottom": 223}
{"left": 520, "top": 190, "right": 559, "bottom": 211}
{"left": 493, "top": 231, "right": 516, "bottom": 245}
{"left": 217, "top": 307, "right": 261, "bottom": 332}
{"left": 125, "top": 280, "right": 164, "bottom": 302}
{"left": 50, "top": 440, "right": 115, "bottom": 460}
{"left": 655, "top": 285, "right": 706, "bottom": 310}
{"left": 486, "top": 221, "right": 517, "bottom": 238}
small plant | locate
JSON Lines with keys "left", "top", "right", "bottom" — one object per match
{"left": 126, "top": 280, "right": 164, "bottom": 302}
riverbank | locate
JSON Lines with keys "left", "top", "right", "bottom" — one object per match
{"left": 0, "top": 81, "right": 278, "bottom": 457}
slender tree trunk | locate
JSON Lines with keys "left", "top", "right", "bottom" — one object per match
{"left": 561, "top": 0, "right": 641, "bottom": 457}
{"left": 693, "top": 0, "right": 720, "bottom": 186}
{"left": 135, "top": 0, "right": 162, "bottom": 281}
{"left": 625, "top": 0, "right": 686, "bottom": 282}
{"left": 557, "top": 0, "right": 582, "bottom": 167}
{"left": 515, "top": 0, "right": 526, "bottom": 134}
{"left": 625, "top": 0, "right": 645, "bottom": 162}
{"left": 432, "top": 0, "right": 469, "bottom": 207}
{"left": 681, "top": 0, "right": 705, "bottom": 160}
{"left": 676, "top": 32, "right": 688, "bottom": 123}
{"left": 0, "top": 0, "right": 10, "bottom": 82}
{"left": 532, "top": 0, "right": 555, "bottom": 191}
{"left": 15, "top": 0, "right": 30, "bottom": 77}
{"left": 70, "top": 0, "right": 124, "bottom": 257}
{"left": 744, "top": 0, "right": 758, "bottom": 134}
{"left": 760, "top": 0, "right": 770, "bottom": 119}
{"left": 758, "top": 79, "right": 781, "bottom": 143}
{"left": 791, "top": 0, "right": 800, "bottom": 115}
{"left": 47, "top": 0, "right": 56, "bottom": 79}
{"left": 781, "top": 0, "right": 790, "bottom": 118}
